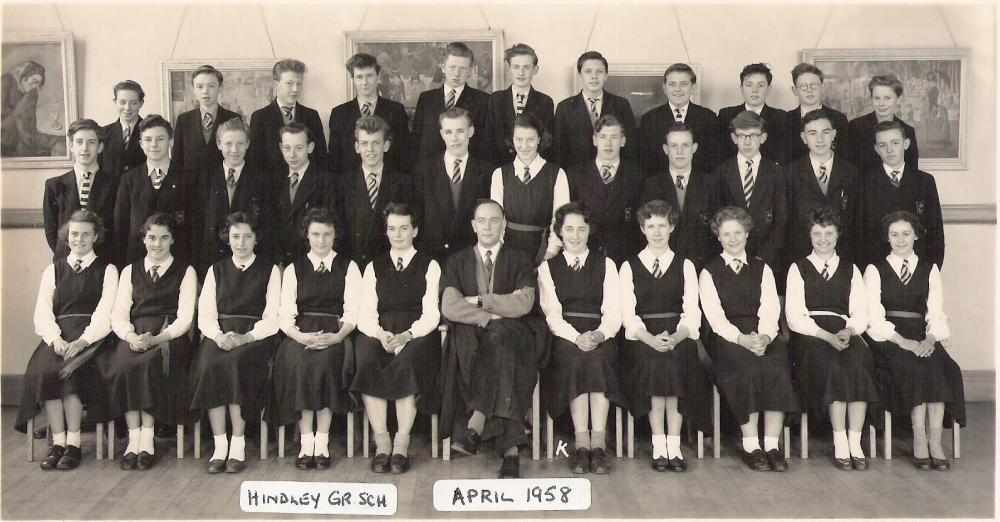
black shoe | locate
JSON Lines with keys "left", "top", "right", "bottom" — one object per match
{"left": 499, "top": 455, "right": 520, "bottom": 478}
{"left": 930, "top": 457, "right": 951, "bottom": 471}
{"left": 590, "top": 448, "right": 610, "bottom": 474}
{"left": 40, "top": 445, "right": 65, "bottom": 470}
{"left": 136, "top": 451, "right": 155, "bottom": 470}
{"left": 314, "top": 454, "right": 331, "bottom": 470}
{"left": 570, "top": 448, "right": 590, "bottom": 474}
{"left": 120, "top": 452, "right": 137, "bottom": 470}
{"left": 370, "top": 453, "right": 390, "bottom": 473}
{"left": 33, "top": 426, "right": 48, "bottom": 439}
{"left": 295, "top": 455, "right": 315, "bottom": 470}
{"left": 833, "top": 457, "right": 853, "bottom": 471}
{"left": 667, "top": 456, "right": 687, "bottom": 472}
{"left": 207, "top": 459, "right": 226, "bottom": 474}
{"left": 225, "top": 458, "right": 245, "bottom": 473}
{"left": 765, "top": 449, "right": 788, "bottom": 471}
{"left": 742, "top": 448, "right": 770, "bottom": 471}
{"left": 851, "top": 455, "right": 869, "bottom": 471}
{"left": 913, "top": 454, "right": 931, "bottom": 471}
{"left": 56, "top": 445, "right": 81, "bottom": 470}
{"left": 652, "top": 457, "right": 669, "bottom": 472}
{"left": 450, "top": 428, "right": 481, "bottom": 456}
{"left": 389, "top": 454, "right": 410, "bottom": 474}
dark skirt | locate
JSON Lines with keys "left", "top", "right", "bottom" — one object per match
{"left": 790, "top": 322, "right": 880, "bottom": 421}
{"left": 541, "top": 336, "right": 624, "bottom": 418}
{"left": 621, "top": 338, "right": 713, "bottom": 434}
{"left": 704, "top": 332, "right": 800, "bottom": 425}
{"left": 867, "top": 337, "right": 967, "bottom": 427}
{"left": 189, "top": 317, "right": 277, "bottom": 419}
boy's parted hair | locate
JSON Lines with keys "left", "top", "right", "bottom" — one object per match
{"left": 504, "top": 43, "right": 538, "bottom": 66}
{"left": 354, "top": 115, "right": 393, "bottom": 143}
{"left": 191, "top": 64, "right": 224, "bottom": 85}
{"left": 663, "top": 63, "right": 697, "bottom": 84}
{"left": 791, "top": 62, "right": 824, "bottom": 85}
{"left": 868, "top": 74, "right": 904, "bottom": 97}
{"left": 216, "top": 117, "right": 249, "bottom": 144}
{"left": 729, "top": 110, "right": 766, "bottom": 133}
{"left": 272, "top": 59, "right": 306, "bottom": 80}
{"left": 346, "top": 53, "right": 381, "bottom": 75}
{"left": 438, "top": 107, "right": 474, "bottom": 127}
{"left": 576, "top": 51, "right": 608, "bottom": 73}
{"left": 67, "top": 119, "right": 102, "bottom": 140}
{"left": 873, "top": 120, "right": 907, "bottom": 143}
{"left": 739, "top": 63, "right": 773, "bottom": 85}
{"left": 801, "top": 108, "right": 833, "bottom": 131}
{"left": 445, "top": 42, "right": 475, "bottom": 64}
{"left": 663, "top": 121, "right": 695, "bottom": 145}
{"left": 280, "top": 122, "right": 312, "bottom": 144}
{"left": 138, "top": 114, "right": 174, "bottom": 139}
{"left": 113, "top": 80, "right": 145, "bottom": 101}
{"left": 593, "top": 114, "right": 623, "bottom": 135}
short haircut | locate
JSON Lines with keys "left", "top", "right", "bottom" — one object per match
{"left": 791, "top": 62, "right": 824, "bottom": 84}
{"left": 191, "top": 64, "right": 224, "bottom": 85}
{"left": 216, "top": 117, "right": 249, "bottom": 143}
{"left": 445, "top": 42, "right": 475, "bottom": 64}
{"left": 710, "top": 206, "right": 754, "bottom": 236}
{"left": 140, "top": 211, "right": 177, "bottom": 237}
{"left": 438, "top": 106, "right": 473, "bottom": 127}
{"left": 57, "top": 209, "right": 106, "bottom": 246}
{"left": 576, "top": 51, "right": 608, "bottom": 73}
{"left": 873, "top": 120, "right": 906, "bottom": 142}
{"left": 801, "top": 108, "right": 833, "bottom": 131}
{"left": 739, "top": 63, "right": 773, "bottom": 85}
{"left": 280, "top": 122, "right": 312, "bottom": 143}
{"left": 138, "top": 114, "right": 174, "bottom": 138}
{"left": 637, "top": 199, "right": 679, "bottom": 227}
{"left": 346, "top": 53, "right": 380, "bottom": 75}
{"left": 272, "top": 58, "right": 306, "bottom": 80}
{"left": 510, "top": 112, "right": 552, "bottom": 149}
{"left": 67, "top": 119, "right": 101, "bottom": 140}
{"left": 112, "top": 80, "right": 145, "bottom": 101}
{"left": 593, "top": 114, "right": 623, "bottom": 135}
{"left": 383, "top": 202, "right": 418, "bottom": 229}
{"left": 806, "top": 205, "right": 841, "bottom": 233}
{"left": 354, "top": 115, "right": 392, "bottom": 142}
{"left": 300, "top": 206, "right": 342, "bottom": 239}
{"left": 868, "top": 74, "right": 904, "bottom": 97}
{"left": 504, "top": 43, "right": 538, "bottom": 66}
{"left": 663, "top": 63, "right": 697, "bottom": 84}
{"left": 472, "top": 198, "right": 505, "bottom": 217}
{"left": 881, "top": 210, "right": 924, "bottom": 239}
{"left": 553, "top": 201, "right": 593, "bottom": 241}
{"left": 729, "top": 110, "right": 765, "bottom": 133}
{"left": 220, "top": 211, "right": 260, "bottom": 242}
{"left": 663, "top": 121, "right": 696, "bottom": 145}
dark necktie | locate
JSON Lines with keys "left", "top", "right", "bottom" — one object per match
{"left": 674, "top": 107, "right": 683, "bottom": 121}
{"left": 515, "top": 93, "right": 525, "bottom": 115}
{"left": 483, "top": 250, "right": 494, "bottom": 280}
{"left": 367, "top": 172, "right": 379, "bottom": 208}
{"left": 226, "top": 168, "right": 237, "bottom": 189}
{"left": 151, "top": 168, "right": 165, "bottom": 190}
{"left": 149, "top": 265, "right": 161, "bottom": 282}
{"left": 73, "top": 258, "right": 83, "bottom": 273}
{"left": 238, "top": 264, "right": 247, "bottom": 271}
{"left": 396, "top": 257, "right": 404, "bottom": 271}
{"left": 890, "top": 170, "right": 901, "bottom": 188}
{"left": 451, "top": 159, "right": 463, "bottom": 184}
{"left": 289, "top": 172, "right": 300, "bottom": 201}
{"left": 203, "top": 112, "right": 214, "bottom": 130}
{"left": 900, "top": 259, "right": 912, "bottom": 285}
{"left": 317, "top": 261, "right": 328, "bottom": 273}
{"left": 731, "top": 258, "right": 743, "bottom": 274}
{"left": 122, "top": 124, "right": 131, "bottom": 144}
{"left": 521, "top": 165, "right": 531, "bottom": 184}
{"left": 80, "top": 171, "right": 92, "bottom": 207}
{"left": 361, "top": 102, "right": 371, "bottom": 116}
{"left": 587, "top": 97, "right": 599, "bottom": 126}
{"left": 600, "top": 164, "right": 613, "bottom": 184}
{"left": 652, "top": 258, "right": 662, "bottom": 278}
{"left": 282, "top": 106, "right": 294, "bottom": 124}
{"left": 818, "top": 165, "right": 829, "bottom": 195}
{"left": 675, "top": 174, "right": 685, "bottom": 191}
{"left": 446, "top": 89, "right": 457, "bottom": 109}
{"left": 743, "top": 160, "right": 754, "bottom": 205}
{"left": 572, "top": 257, "right": 582, "bottom": 271}
{"left": 821, "top": 261, "right": 831, "bottom": 281}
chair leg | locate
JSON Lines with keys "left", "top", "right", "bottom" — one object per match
{"left": 346, "top": 412, "right": 354, "bottom": 458}
{"left": 697, "top": 430, "right": 704, "bottom": 459}
{"left": 260, "top": 417, "right": 268, "bottom": 460}
{"left": 953, "top": 421, "right": 960, "bottom": 459}
{"left": 194, "top": 420, "right": 202, "bottom": 459}
{"left": 362, "top": 412, "right": 370, "bottom": 458}
{"left": 884, "top": 411, "right": 892, "bottom": 460}
{"left": 546, "top": 414, "right": 554, "bottom": 460}
{"left": 108, "top": 420, "right": 115, "bottom": 460}
{"left": 783, "top": 426, "right": 790, "bottom": 456}
{"left": 443, "top": 437, "right": 451, "bottom": 461}
{"left": 96, "top": 422, "right": 105, "bottom": 460}
{"left": 627, "top": 412, "right": 634, "bottom": 459}
{"left": 869, "top": 424, "right": 877, "bottom": 459}
{"left": 712, "top": 385, "right": 721, "bottom": 459}
{"left": 532, "top": 380, "right": 541, "bottom": 461}
{"left": 278, "top": 425, "right": 285, "bottom": 458}
{"left": 615, "top": 407, "right": 623, "bottom": 458}
{"left": 27, "top": 417, "right": 34, "bottom": 462}
{"left": 177, "top": 425, "right": 184, "bottom": 458}
{"left": 431, "top": 414, "right": 439, "bottom": 459}
{"left": 800, "top": 413, "right": 808, "bottom": 459}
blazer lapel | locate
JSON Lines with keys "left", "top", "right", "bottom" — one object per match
{"left": 454, "top": 157, "right": 482, "bottom": 220}
{"left": 289, "top": 166, "right": 317, "bottom": 215}
{"left": 62, "top": 172, "right": 82, "bottom": 213}
{"left": 827, "top": 159, "right": 846, "bottom": 199}
{"left": 725, "top": 161, "right": 746, "bottom": 208}
{"left": 88, "top": 170, "right": 112, "bottom": 211}
{"left": 801, "top": 162, "right": 826, "bottom": 199}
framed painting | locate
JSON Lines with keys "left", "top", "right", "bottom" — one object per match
{"left": 573, "top": 63, "right": 703, "bottom": 120}
{"left": 160, "top": 59, "right": 278, "bottom": 124}
{"left": 345, "top": 30, "right": 504, "bottom": 119}
{"left": 1, "top": 32, "right": 77, "bottom": 169}
{"left": 800, "top": 48, "right": 970, "bottom": 170}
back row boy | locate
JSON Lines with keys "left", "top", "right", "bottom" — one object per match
{"left": 781, "top": 63, "right": 848, "bottom": 165}
{"left": 100, "top": 80, "right": 146, "bottom": 178}
{"left": 718, "top": 63, "right": 785, "bottom": 165}
{"left": 486, "top": 43, "right": 555, "bottom": 166}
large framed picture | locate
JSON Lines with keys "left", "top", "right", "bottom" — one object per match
{"left": 1, "top": 32, "right": 77, "bottom": 169}
{"left": 345, "top": 30, "right": 504, "bottom": 119}
{"left": 573, "top": 63, "right": 703, "bottom": 120}
{"left": 160, "top": 59, "right": 277, "bottom": 124}
{"left": 800, "top": 48, "right": 970, "bottom": 171}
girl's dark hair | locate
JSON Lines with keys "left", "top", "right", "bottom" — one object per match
{"left": 139, "top": 211, "right": 176, "bottom": 237}
{"left": 219, "top": 211, "right": 260, "bottom": 241}
{"left": 710, "top": 206, "right": 754, "bottom": 236}
{"left": 553, "top": 201, "right": 593, "bottom": 241}
{"left": 806, "top": 205, "right": 841, "bottom": 233}
{"left": 299, "top": 206, "right": 341, "bottom": 239}
{"left": 382, "top": 202, "right": 419, "bottom": 229}
{"left": 881, "top": 210, "right": 924, "bottom": 239}
{"left": 637, "top": 199, "right": 679, "bottom": 227}
{"left": 57, "top": 209, "right": 106, "bottom": 246}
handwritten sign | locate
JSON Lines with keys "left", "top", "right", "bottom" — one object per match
{"left": 240, "top": 481, "right": 396, "bottom": 516}
{"left": 433, "top": 478, "right": 590, "bottom": 512}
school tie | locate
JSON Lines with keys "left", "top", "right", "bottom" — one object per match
{"left": 451, "top": 159, "right": 463, "bottom": 184}
{"left": 600, "top": 164, "right": 613, "bottom": 184}
{"left": 587, "top": 98, "right": 599, "bottom": 126}
{"left": 652, "top": 258, "right": 662, "bottom": 278}
{"left": 122, "top": 124, "right": 131, "bottom": 144}
{"left": 521, "top": 165, "right": 531, "bottom": 184}
{"left": 515, "top": 93, "right": 525, "bottom": 115}
{"left": 446, "top": 89, "right": 457, "bottom": 110}
{"left": 731, "top": 258, "right": 743, "bottom": 274}
{"left": 151, "top": 168, "right": 165, "bottom": 190}
{"left": 226, "top": 168, "right": 236, "bottom": 189}
{"left": 572, "top": 257, "right": 582, "bottom": 271}
{"left": 361, "top": 102, "right": 371, "bottom": 116}
{"left": 281, "top": 106, "right": 294, "bottom": 124}
{"left": 675, "top": 174, "right": 687, "bottom": 210}
{"left": 743, "top": 160, "right": 754, "bottom": 206}
{"left": 79, "top": 171, "right": 92, "bottom": 207}
{"left": 72, "top": 258, "right": 83, "bottom": 274}
{"left": 367, "top": 172, "right": 379, "bottom": 209}
{"left": 821, "top": 261, "right": 831, "bottom": 281}
{"left": 675, "top": 174, "right": 685, "bottom": 191}
{"left": 899, "top": 259, "right": 912, "bottom": 285}
{"left": 483, "top": 249, "right": 494, "bottom": 280}
{"left": 674, "top": 107, "right": 684, "bottom": 122}
{"left": 203, "top": 112, "right": 214, "bottom": 130}
{"left": 149, "top": 265, "right": 161, "bottom": 283}
{"left": 817, "top": 165, "right": 829, "bottom": 195}
{"left": 289, "top": 172, "right": 300, "bottom": 202}
{"left": 238, "top": 264, "right": 247, "bottom": 271}
{"left": 396, "top": 257, "right": 404, "bottom": 271}
{"left": 890, "top": 170, "right": 901, "bottom": 188}
{"left": 317, "top": 261, "right": 328, "bottom": 274}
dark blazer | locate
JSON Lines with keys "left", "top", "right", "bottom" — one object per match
{"left": 553, "top": 91, "right": 637, "bottom": 169}
{"left": 328, "top": 96, "right": 411, "bottom": 176}
{"left": 170, "top": 105, "right": 240, "bottom": 186}
{"left": 114, "top": 164, "right": 194, "bottom": 266}
{"left": 566, "top": 159, "right": 644, "bottom": 264}
{"left": 845, "top": 112, "right": 919, "bottom": 177}
{"left": 781, "top": 105, "right": 849, "bottom": 166}
{"left": 271, "top": 163, "right": 337, "bottom": 266}
{"left": 784, "top": 155, "right": 859, "bottom": 265}
{"left": 638, "top": 102, "right": 720, "bottom": 175}
{"left": 200, "top": 163, "right": 273, "bottom": 274}
{"left": 717, "top": 104, "right": 786, "bottom": 164}
{"left": 640, "top": 169, "right": 721, "bottom": 271}
{"left": 338, "top": 167, "right": 410, "bottom": 269}
{"left": 485, "top": 86, "right": 555, "bottom": 167}
{"left": 715, "top": 156, "right": 787, "bottom": 272}
{"left": 43, "top": 169, "right": 119, "bottom": 263}
{"left": 99, "top": 118, "right": 145, "bottom": 177}
{"left": 413, "top": 154, "right": 491, "bottom": 262}
{"left": 248, "top": 100, "right": 329, "bottom": 175}
{"left": 412, "top": 85, "right": 490, "bottom": 162}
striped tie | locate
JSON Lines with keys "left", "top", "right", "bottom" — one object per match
{"left": 282, "top": 106, "right": 294, "bottom": 124}
{"left": 743, "top": 160, "right": 754, "bottom": 205}
{"left": 446, "top": 89, "right": 457, "bottom": 109}
{"left": 80, "top": 171, "right": 92, "bottom": 207}
{"left": 572, "top": 257, "right": 582, "bottom": 271}
{"left": 73, "top": 259, "right": 83, "bottom": 273}
{"left": 515, "top": 93, "right": 525, "bottom": 115}
{"left": 149, "top": 265, "right": 161, "bottom": 283}
{"left": 900, "top": 259, "right": 912, "bottom": 285}
{"left": 317, "top": 261, "right": 328, "bottom": 273}
{"left": 890, "top": 170, "right": 901, "bottom": 188}
{"left": 652, "top": 258, "right": 662, "bottom": 278}
{"left": 451, "top": 159, "right": 462, "bottom": 184}
{"left": 600, "top": 165, "right": 613, "bottom": 184}
{"left": 731, "top": 258, "right": 743, "bottom": 274}
{"left": 289, "top": 172, "right": 300, "bottom": 202}
{"left": 674, "top": 107, "right": 683, "bottom": 122}
{"left": 818, "top": 165, "right": 829, "bottom": 194}
{"left": 367, "top": 172, "right": 379, "bottom": 208}
{"left": 203, "top": 112, "right": 213, "bottom": 130}
{"left": 675, "top": 174, "right": 685, "bottom": 191}
{"left": 483, "top": 250, "right": 494, "bottom": 280}
{"left": 362, "top": 102, "right": 371, "bottom": 116}
{"left": 821, "top": 261, "right": 830, "bottom": 281}
{"left": 122, "top": 124, "right": 131, "bottom": 144}
{"left": 396, "top": 257, "right": 404, "bottom": 271}
{"left": 226, "top": 168, "right": 236, "bottom": 189}
{"left": 587, "top": 98, "right": 599, "bottom": 126}
{"left": 151, "top": 168, "right": 164, "bottom": 190}
{"left": 521, "top": 165, "right": 531, "bottom": 184}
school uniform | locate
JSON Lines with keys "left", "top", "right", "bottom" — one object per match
{"left": 271, "top": 162, "right": 338, "bottom": 266}
{"left": 92, "top": 257, "right": 197, "bottom": 425}
{"left": 619, "top": 249, "right": 711, "bottom": 433}
{"left": 413, "top": 153, "right": 491, "bottom": 262}
{"left": 100, "top": 117, "right": 145, "bottom": 178}
{"left": 785, "top": 155, "right": 859, "bottom": 264}
{"left": 781, "top": 105, "right": 849, "bottom": 165}
{"left": 15, "top": 253, "right": 118, "bottom": 432}
{"left": 199, "top": 162, "right": 272, "bottom": 273}
{"left": 863, "top": 254, "right": 965, "bottom": 426}
{"left": 439, "top": 243, "right": 537, "bottom": 452}
{"left": 249, "top": 100, "right": 329, "bottom": 175}
{"left": 640, "top": 168, "right": 721, "bottom": 271}
{"left": 567, "top": 159, "right": 643, "bottom": 264}
{"left": 351, "top": 248, "right": 442, "bottom": 414}
{"left": 553, "top": 91, "right": 637, "bottom": 168}
{"left": 537, "top": 250, "right": 624, "bottom": 417}
{"left": 638, "top": 102, "right": 721, "bottom": 175}
{"left": 845, "top": 113, "right": 919, "bottom": 177}
{"left": 412, "top": 84, "right": 490, "bottom": 162}
{"left": 328, "top": 96, "right": 411, "bottom": 176}
{"left": 717, "top": 104, "right": 786, "bottom": 164}
{"left": 698, "top": 253, "right": 800, "bottom": 424}
{"left": 113, "top": 163, "right": 195, "bottom": 266}
{"left": 170, "top": 105, "right": 240, "bottom": 187}
{"left": 490, "top": 155, "right": 570, "bottom": 265}
{"left": 716, "top": 154, "right": 788, "bottom": 276}
{"left": 189, "top": 257, "right": 280, "bottom": 421}
{"left": 485, "top": 86, "right": 555, "bottom": 166}
{"left": 852, "top": 163, "right": 944, "bottom": 271}
{"left": 268, "top": 251, "right": 361, "bottom": 426}
{"left": 338, "top": 166, "right": 410, "bottom": 269}
{"left": 43, "top": 167, "right": 119, "bottom": 263}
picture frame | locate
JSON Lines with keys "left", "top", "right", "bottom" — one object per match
{"left": 573, "top": 63, "right": 703, "bottom": 120}
{"left": 345, "top": 30, "right": 505, "bottom": 119}
{"left": 1, "top": 32, "right": 78, "bottom": 170}
{"left": 160, "top": 59, "right": 278, "bottom": 124}
{"left": 800, "top": 48, "right": 970, "bottom": 171}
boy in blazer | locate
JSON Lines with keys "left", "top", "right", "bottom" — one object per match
{"left": 329, "top": 53, "right": 411, "bottom": 176}
{"left": 99, "top": 80, "right": 145, "bottom": 178}
{"left": 718, "top": 63, "right": 786, "bottom": 164}
{"left": 412, "top": 42, "right": 490, "bottom": 162}
{"left": 638, "top": 63, "right": 720, "bottom": 176}
{"left": 249, "top": 59, "right": 329, "bottom": 176}
{"left": 414, "top": 107, "right": 491, "bottom": 263}
{"left": 782, "top": 63, "right": 848, "bottom": 165}
{"left": 486, "top": 43, "right": 555, "bottom": 167}
{"left": 845, "top": 75, "right": 919, "bottom": 177}
{"left": 170, "top": 65, "right": 239, "bottom": 192}
{"left": 554, "top": 51, "right": 637, "bottom": 168}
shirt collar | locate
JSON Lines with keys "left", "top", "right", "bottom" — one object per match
{"left": 561, "top": 249, "right": 590, "bottom": 266}
{"left": 476, "top": 242, "right": 502, "bottom": 264}
{"left": 146, "top": 161, "right": 170, "bottom": 174}
{"left": 806, "top": 252, "right": 839, "bottom": 272}
{"left": 223, "top": 162, "right": 245, "bottom": 178}
{"left": 737, "top": 153, "right": 762, "bottom": 171}
{"left": 887, "top": 252, "right": 919, "bottom": 272}
{"left": 513, "top": 155, "right": 546, "bottom": 177}
{"left": 445, "top": 84, "right": 465, "bottom": 100}
{"left": 721, "top": 251, "right": 748, "bottom": 266}
{"left": 444, "top": 151, "right": 469, "bottom": 169}
{"left": 582, "top": 91, "right": 603, "bottom": 102}
{"left": 743, "top": 103, "right": 763, "bottom": 115}
{"left": 668, "top": 101, "right": 689, "bottom": 115}
{"left": 231, "top": 255, "right": 256, "bottom": 270}
{"left": 66, "top": 250, "right": 98, "bottom": 269}
{"left": 144, "top": 256, "right": 174, "bottom": 273}
{"left": 511, "top": 85, "right": 531, "bottom": 99}
{"left": 809, "top": 154, "right": 834, "bottom": 175}
{"left": 200, "top": 106, "right": 218, "bottom": 121}
{"left": 669, "top": 166, "right": 692, "bottom": 181}
{"left": 357, "top": 96, "right": 378, "bottom": 110}
{"left": 307, "top": 250, "right": 337, "bottom": 269}
{"left": 638, "top": 247, "right": 674, "bottom": 272}
{"left": 595, "top": 157, "right": 621, "bottom": 172}
{"left": 289, "top": 161, "right": 310, "bottom": 177}
{"left": 278, "top": 101, "right": 295, "bottom": 113}
{"left": 883, "top": 162, "right": 905, "bottom": 178}
{"left": 120, "top": 116, "right": 139, "bottom": 129}
{"left": 389, "top": 246, "right": 418, "bottom": 268}
{"left": 73, "top": 164, "right": 97, "bottom": 179}
{"left": 362, "top": 164, "right": 384, "bottom": 179}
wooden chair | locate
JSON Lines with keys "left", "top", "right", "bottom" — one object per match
{"left": 624, "top": 411, "right": 706, "bottom": 459}
{"left": 26, "top": 416, "right": 115, "bottom": 462}
{"left": 881, "top": 410, "right": 960, "bottom": 459}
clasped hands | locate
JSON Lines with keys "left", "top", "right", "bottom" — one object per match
{"left": 574, "top": 331, "right": 606, "bottom": 352}
{"left": 378, "top": 330, "right": 414, "bottom": 355}
{"left": 213, "top": 331, "right": 256, "bottom": 351}
{"left": 125, "top": 332, "right": 169, "bottom": 352}
{"left": 821, "top": 328, "right": 854, "bottom": 351}
{"left": 640, "top": 328, "right": 688, "bottom": 352}
{"left": 898, "top": 334, "right": 938, "bottom": 358}
{"left": 292, "top": 329, "right": 348, "bottom": 351}
{"left": 737, "top": 332, "right": 772, "bottom": 356}
{"left": 51, "top": 338, "right": 88, "bottom": 359}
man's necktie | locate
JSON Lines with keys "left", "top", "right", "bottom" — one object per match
{"left": 367, "top": 172, "right": 379, "bottom": 208}
{"left": 362, "top": 102, "right": 371, "bottom": 116}
{"left": 396, "top": 257, "right": 404, "bottom": 271}
{"left": 652, "top": 258, "right": 662, "bottom": 278}
{"left": 587, "top": 98, "right": 599, "bottom": 126}
{"left": 446, "top": 89, "right": 457, "bottom": 109}
{"left": 122, "top": 124, "right": 131, "bottom": 144}
{"left": 238, "top": 264, "right": 247, "bottom": 271}
{"left": 80, "top": 171, "right": 92, "bottom": 207}
{"left": 289, "top": 172, "right": 300, "bottom": 201}
{"left": 317, "top": 261, "right": 328, "bottom": 274}
{"left": 483, "top": 250, "right": 494, "bottom": 280}
{"left": 515, "top": 93, "right": 525, "bottom": 115}
{"left": 675, "top": 174, "right": 685, "bottom": 191}
{"left": 226, "top": 168, "right": 236, "bottom": 189}
{"left": 890, "top": 170, "right": 901, "bottom": 188}
{"left": 821, "top": 261, "right": 831, "bottom": 281}
{"left": 282, "top": 106, "right": 294, "bottom": 124}
{"left": 451, "top": 159, "right": 463, "bottom": 184}
{"left": 73, "top": 259, "right": 83, "bottom": 273}
{"left": 900, "top": 259, "right": 912, "bottom": 285}
{"left": 149, "top": 265, "right": 161, "bottom": 282}
{"left": 818, "top": 165, "right": 829, "bottom": 195}
{"left": 743, "top": 160, "right": 755, "bottom": 205}
{"left": 731, "top": 258, "right": 743, "bottom": 274}
{"left": 203, "top": 112, "right": 214, "bottom": 130}
{"left": 674, "top": 107, "right": 683, "bottom": 122}
{"left": 521, "top": 165, "right": 531, "bottom": 184}
{"left": 600, "top": 164, "right": 613, "bottom": 184}
{"left": 572, "top": 257, "right": 582, "bottom": 271}
{"left": 152, "top": 168, "right": 165, "bottom": 190}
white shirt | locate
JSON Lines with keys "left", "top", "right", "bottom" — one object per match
{"left": 537, "top": 249, "right": 622, "bottom": 343}
{"left": 785, "top": 253, "right": 868, "bottom": 337}
{"left": 146, "top": 160, "right": 170, "bottom": 178}
{"left": 445, "top": 84, "right": 466, "bottom": 104}
{"left": 883, "top": 162, "right": 905, "bottom": 182}
{"left": 620, "top": 248, "right": 700, "bottom": 340}
{"left": 358, "top": 248, "right": 442, "bottom": 339}
{"left": 357, "top": 96, "right": 378, "bottom": 113}
{"left": 73, "top": 164, "right": 99, "bottom": 188}
{"left": 33, "top": 252, "right": 118, "bottom": 346}
{"left": 698, "top": 252, "right": 780, "bottom": 343}
{"left": 443, "top": 151, "right": 469, "bottom": 180}
{"left": 737, "top": 152, "right": 762, "bottom": 180}
{"left": 111, "top": 257, "right": 197, "bottom": 341}
{"left": 289, "top": 161, "right": 310, "bottom": 179}
{"left": 668, "top": 102, "right": 689, "bottom": 122}
{"left": 809, "top": 154, "right": 834, "bottom": 179}
{"left": 582, "top": 92, "right": 604, "bottom": 117}
{"left": 490, "top": 156, "right": 571, "bottom": 258}
{"left": 864, "top": 253, "right": 949, "bottom": 341}
{"left": 279, "top": 103, "right": 296, "bottom": 121}
{"left": 198, "top": 257, "right": 282, "bottom": 341}
{"left": 223, "top": 162, "right": 245, "bottom": 182}
{"left": 511, "top": 86, "right": 530, "bottom": 111}
{"left": 119, "top": 116, "right": 139, "bottom": 132}
{"left": 476, "top": 242, "right": 502, "bottom": 267}
{"left": 669, "top": 167, "right": 693, "bottom": 188}
{"left": 595, "top": 158, "right": 621, "bottom": 181}
{"left": 362, "top": 165, "right": 383, "bottom": 187}
{"left": 743, "top": 103, "right": 763, "bottom": 115}
{"left": 279, "top": 251, "right": 362, "bottom": 334}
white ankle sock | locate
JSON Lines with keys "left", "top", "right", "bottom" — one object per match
{"left": 229, "top": 435, "right": 246, "bottom": 461}
{"left": 666, "top": 435, "right": 683, "bottom": 460}
{"left": 125, "top": 428, "right": 141, "bottom": 454}
{"left": 139, "top": 426, "right": 155, "bottom": 454}
{"left": 833, "top": 430, "right": 849, "bottom": 459}
{"left": 52, "top": 431, "right": 67, "bottom": 447}
{"left": 314, "top": 432, "right": 330, "bottom": 458}
{"left": 763, "top": 436, "right": 779, "bottom": 452}
{"left": 742, "top": 436, "right": 760, "bottom": 453}
{"left": 651, "top": 434, "right": 667, "bottom": 459}
{"left": 66, "top": 431, "right": 81, "bottom": 448}
{"left": 848, "top": 430, "right": 864, "bottom": 458}
{"left": 392, "top": 433, "right": 410, "bottom": 457}
{"left": 211, "top": 434, "right": 228, "bottom": 460}
{"left": 298, "top": 432, "right": 315, "bottom": 458}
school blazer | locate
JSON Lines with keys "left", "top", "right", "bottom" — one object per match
{"left": 413, "top": 154, "right": 491, "bottom": 262}
{"left": 717, "top": 104, "right": 786, "bottom": 165}
{"left": 845, "top": 112, "right": 920, "bottom": 177}
{"left": 338, "top": 167, "right": 410, "bottom": 268}
{"left": 200, "top": 163, "right": 273, "bottom": 272}
{"left": 328, "top": 96, "right": 411, "bottom": 176}
{"left": 114, "top": 164, "right": 194, "bottom": 266}
{"left": 715, "top": 157, "right": 787, "bottom": 269}
{"left": 170, "top": 105, "right": 240, "bottom": 185}
{"left": 784, "top": 156, "right": 859, "bottom": 264}
{"left": 272, "top": 163, "right": 337, "bottom": 266}
{"left": 99, "top": 117, "right": 145, "bottom": 177}
{"left": 639, "top": 169, "right": 721, "bottom": 271}
{"left": 248, "top": 100, "right": 329, "bottom": 175}
{"left": 566, "top": 160, "right": 644, "bottom": 264}
{"left": 485, "top": 86, "right": 555, "bottom": 167}
{"left": 43, "top": 169, "right": 119, "bottom": 262}
{"left": 781, "top": 105, "right": 849, "bottom": 166}
{"left": 412, "top": 85, "right": 490, "bottom": 162}
{"left": 553, "top": 91, "right": 637, "bottom": 169}
{"left": 638, "top": 102, "right": 721, "bottom": 175}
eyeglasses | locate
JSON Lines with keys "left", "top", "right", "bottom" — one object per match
{"left": 734, "top": 133, "right": 763, "bottom": 141}
{"left": 797, "top": 83, "right": 823, "bottom": 92}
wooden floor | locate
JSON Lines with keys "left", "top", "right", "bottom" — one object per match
{"left": 1, "top": 403, "right": 995, "bottom": 519}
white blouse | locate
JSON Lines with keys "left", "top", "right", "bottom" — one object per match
{"left": 110, "top": 256, "right": 197, "bottom": 341}
{"left": 620, "top": 248, "right": 701, "bottom": 341}
{"left": 864, "top": 253, "right": 949, "bottom": 342}
{"left": 698, "top": 252, "right": 780, "bottom": 343}
{"left": 357, "top": 247, "right": 441, "bottom": 338}
{"left": 33, "top": 252, "right": 118, "bottom": 346}
{"left": 197, "top": 256, "right": 281, "bottom": 341}
{"left": 785, "top": 253, "right": 868, "bottom": 337}
{"left": 537, "top": 249, "right": 622, "bottom": 343}
{"left": 278, "top": 251, "right": 362, "bottom": 334}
